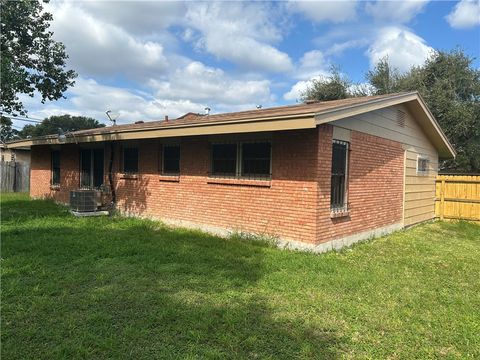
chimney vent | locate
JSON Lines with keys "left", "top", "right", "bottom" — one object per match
{"left": 204, "top": 107, "right": 211, "bottom": 115}
{"left": 164, "top": 115, "right": 169, "bottom": 122}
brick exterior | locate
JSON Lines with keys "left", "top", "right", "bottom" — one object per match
{"left": 316, "top": 125, "right": 404, "bottom": 244}
{"left": 29, "top": 127, "right": 405, "bottom": 245}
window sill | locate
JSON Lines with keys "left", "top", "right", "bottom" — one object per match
{"left": 159, "top": 174, "right": 180, "bottom": 182}
{"left": 50, "top": 185, "right": 61, "bottom": 191}
{"left": 120, "top": 173, "right": 138, "bottom": 180}
{"left": 207, "top": 177, "right": 271, "bottom": 188}
{"left": 330, "top": 209, "right": 350, "bottom": 218}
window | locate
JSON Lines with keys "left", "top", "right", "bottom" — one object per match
{"left": 417, "top": 156, "right": 429, "bottom": 175}
{"left": 211, "top": 143, "right": 237, "bottom": 176}
{"left": 123, "top": 147, "right": 138, "bottom": 173}
{"left": 241, "top": 142, "right": 271, "bottom": 177}
{"left": 211, "top": 141, "right": 271, "bottom": 179}
{"left": 162, "top": 145, "right": 180, "bottom": 174}
{"left": 51, "top": 150, "right": 60, "bottom": 185}
{"left": 80, "top": 149, "right": 104, "bottom": 188}
{"left": 330, "top": 140, "right": 348, "bottom": 211}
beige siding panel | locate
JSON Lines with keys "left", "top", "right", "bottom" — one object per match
{"left": 405, "top": 176, "right": 436, "bottom": 186}
{"left": 404, "top": 211, "right": 435, "bottom": 226}
{"left": 405, "top": 158, "right": 438, "bottom": 171}
{"left": 335, "top": 107, "right": 438, "bottom": 156}
{"left": 404, "top": 198, "right": 435, "bottom": 211}
{"left": 404, "top": 148, "right": 437, "bottom": 225}
{"left": 333, "top": 104, "right": 438, "bottom": 227}
{"left": 405, "top": 190, "right": 435, "bottom": 202}
{"left": 405, "top": 204, "right": 435, "bottom": 217}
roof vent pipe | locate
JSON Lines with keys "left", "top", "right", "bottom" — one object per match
{"left": 204, "top": 107, "right": 211, "bottom": 115}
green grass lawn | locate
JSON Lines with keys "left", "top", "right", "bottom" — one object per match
{"left": 1, "top": 193, "right": 479, "bottom": 359}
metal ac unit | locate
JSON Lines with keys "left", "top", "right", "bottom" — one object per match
{"left": 70, "top": 190, "right": 102, "bottom": 212}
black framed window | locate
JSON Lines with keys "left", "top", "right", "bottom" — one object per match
{"left": 51, "top": 150, "right": 60, "bottom": 185}
{"left": 211, "top": 143, "right": 237, "bottom": 176}
{"left": 80, "top": 149, "right": 104, "bottom": 188}
{"left": 162, "top": 145, "right": 180, "bottom": 174}
{"left": 330, "top": 140, "right": 348, "bottom": 210}
{"left": 123, "top": 147, "right": 138, "bottom": 173}
{"left": 241, "top": 142, "right": 271, "bottom": 178}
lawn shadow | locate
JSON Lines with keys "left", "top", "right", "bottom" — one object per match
{"left": 2, "top": 217, "right": 344, "bottom": 359}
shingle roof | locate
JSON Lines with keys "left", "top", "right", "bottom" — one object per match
{"left": 72, "top": 93, "right": 402, "bottom": 137}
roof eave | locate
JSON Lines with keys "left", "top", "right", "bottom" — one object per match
{"left": 314, "top": 92, "right": 455, "bottom": 160}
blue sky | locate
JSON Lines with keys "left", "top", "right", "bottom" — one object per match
{"left": 17, "top": 0, "right": 480, "bottom": 128}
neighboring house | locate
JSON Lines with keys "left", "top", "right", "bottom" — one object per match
{"left": 0, "top": 144, "right": 31, "bottom": 165}
{"left": 7, "top": 92, "right": 455, "bottom": 251}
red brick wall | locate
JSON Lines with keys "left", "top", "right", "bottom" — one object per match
{"left": 30, "top": 130, "right": 319, "bottom": 244}
{"left": 30, "top": 144, "right": 79, "bottom": 203}
{"left": 316, "top": 125, "right": 404, "bottom": 244}
{"left": 113, "top": 130, "right": 319, "bottom": 243}
{"left": 29, "top": 126, "right": 404, "bottom": 245}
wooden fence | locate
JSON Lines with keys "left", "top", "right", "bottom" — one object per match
{"left": 435, "top": 174, "right": 480, "bottom": 221}
{"left": 0, "top": 161, "right": 30, "bottom": 193}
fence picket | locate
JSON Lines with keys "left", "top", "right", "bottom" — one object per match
{"left": 435, "top": 175, "right": 480, "bottom": 221}
{"left": 0, "top": 162, "right": 30, "bottom": 192}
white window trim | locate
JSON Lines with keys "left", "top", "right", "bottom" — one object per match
{"left": 416, "top": 155, "right": 429, "bottom": 176}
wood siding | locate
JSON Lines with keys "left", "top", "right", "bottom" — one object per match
{"left": 333, "top": 104, "right": 439, "bottom": 226}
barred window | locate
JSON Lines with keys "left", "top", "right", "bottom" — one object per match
{"left": 330, "top": 140, "right": 348, "bottom": 210}
{"left": 51, "top": 150, "right": 60, "bottom": 185}
{"left": 241, "top": 142, "right": 271, "bottom": 177}
{"left": 163, "top": 145, "right": 180, "bottom": 174}
{"left": 211, "top": 141, "right": 271, "bottom": 179}
{"left": 123, "top": 147, "right": 138, "bottom": 173}
{"left": 80, "top": 149, "right": 104, "bottom": 188}
{"left": 211, "top": 143, "right": 237, "bottom": 176}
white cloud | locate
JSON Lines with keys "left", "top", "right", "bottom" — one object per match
{"left": 150, "top": 61, "right": 273, "bottom": 105}
{"left": 21, "top": 78, "right": 206, "bottom": 125}
{"left": 294, "top": 50, "right": 330, "bottom": 79}
{"left": 446, "top": 0, "right": 480, "bottom": 29}
{"left": 283, "top": 80, "right": 309, "bottom": 101}
{"left": 366, "top": 27, "right": 434, "bottom": 72}
{"left": 325, "top": 38, "right": 369, "bottom": 56}
{"left": 287, "top": 0, "right": 358, "bottom": 23}
{"left": 184, "top": 2, "right": 293, "bottom": 72}
{"left": 76, "top": 1, "right": 185, "bottom": 35}
{"left": 365, "top": 0, "right": 429, "bottom": 23}
{"left": 46, "top": 2, "right": 169, "bottom": 80}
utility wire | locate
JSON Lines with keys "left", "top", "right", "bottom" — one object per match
{"left": 0, "top": 112, "right": 44, "bottom": 123}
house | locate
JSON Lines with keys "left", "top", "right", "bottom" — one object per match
{"left": 6, "top": 92, "right": 455, "bottom": 251}
{"left": 0, "top": 144, "right": 31, "bottom": 165}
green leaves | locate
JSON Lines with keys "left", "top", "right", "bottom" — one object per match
{"left": 18, "top": 115, "right": 105, "bottom": 138}
{"left": 302, "top": 49, "right": 480, "bottom": 173}
{"left": 0, "top": 0, "right": 77, "bottom": 116}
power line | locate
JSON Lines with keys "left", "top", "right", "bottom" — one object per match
{"left": 0, "top": 113, "right": 43, "bottom": 123}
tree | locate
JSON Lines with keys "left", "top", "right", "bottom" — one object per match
{"left": 0, "top": 0, "right": 77, "bottom": 115}
{"left": 0, "top": 116, "right": 18, "bottom": 143}
{"left": 18, "top": 115, "right": 105, "bottom": 138}
{"left": 301, "top": 67, "right": 352, "bottom": 102}
{"left": 368, "top": 50, "right": 480, "bottom": 172}
{"left": 366, "top": 57, "right": 401, "bottom": 95}
{"left": 303, "top": 49, "right": 479, "bottom": 173}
